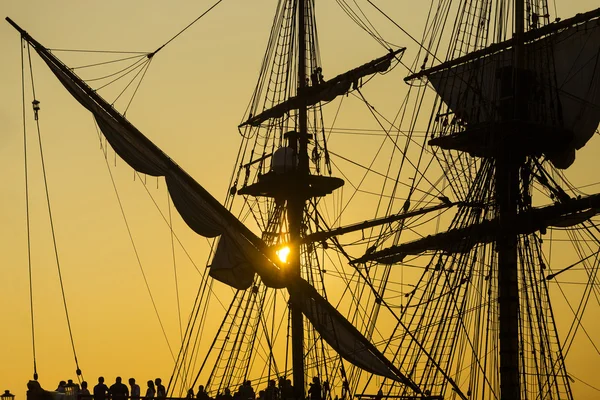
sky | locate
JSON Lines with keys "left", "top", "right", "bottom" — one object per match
{"left": 1, "top": 1, "right": 600, "bottom": 399}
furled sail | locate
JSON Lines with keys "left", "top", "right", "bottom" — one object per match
{"left": 239, "top": 48, "right": 405, "bottom": 127}
{"left": 8, "top": 17, "right": 283, "bottom": 290}
{"left": 208, "top": 235, "right": 263, "bottom": 290}
{"left": 425, "top": 12, "right": 600, "bottom": 169}
{"left": 289, "top": 279, "right": 421, "bottom": 393}
{"left": 354, "top": 193, "right": 600, "bottom": 265}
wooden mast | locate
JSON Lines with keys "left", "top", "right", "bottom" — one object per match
{"left": 290, "top": 0, "right": 308, "bottom": 398}
{"left": 497, "top": 1, "right": 524, "bottom": 399}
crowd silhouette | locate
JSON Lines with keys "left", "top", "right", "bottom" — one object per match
{"left": 48, "top": 377, "right": 168, "bottom": 400}
{"left": 39, "top": 376, "right": 342, "bottom": 400}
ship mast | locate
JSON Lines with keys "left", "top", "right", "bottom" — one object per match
{"left": 290, "top": 0, "right": 308, "bottom": 397}
{"left": 496, "top": 0, "right": 524, "bottom": 398}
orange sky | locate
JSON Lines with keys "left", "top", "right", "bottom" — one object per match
{"left": 1, "top": 1, "right": 600, "bottom": 399}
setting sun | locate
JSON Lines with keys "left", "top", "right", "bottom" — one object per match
{"left": 277, "top": 246, "right": 291, "bottom": 263}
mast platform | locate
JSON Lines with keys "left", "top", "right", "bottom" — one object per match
{"left": 429, "top": 121, "right": 572, "bottom": 158}
{"left": 238, "top": 171, "right": 344, "bottom": 199}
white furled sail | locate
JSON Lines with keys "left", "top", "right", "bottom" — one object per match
{"left": 426, "top": 13, "right": 600, "bottom": 168}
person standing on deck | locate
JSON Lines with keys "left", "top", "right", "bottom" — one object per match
{"left": 233, "top": 387, "right": 243, "bottom": 400}
{"left": 129, "top": 379, "right": 141, "bottom": 400}
{"left": 93, "top": 378, "right": 109, "bottom": 400}
{"left": 221, "top": 388, "right": 232, "bottom": 400}
{"left": 241, "top": 381, "right": 255, "bottom": 400}
{"left": 308, "top": 377, "right": 322, "bottom": 400}
{"left": 322, "top": 381, "right": 329, "bottom": 400}
{"left": 66, "top": 379, "right": 80, "bottom": 399}
{"left": 264, "top": 380, "right": 277, "bottom": 400}
{"left": 280, "top": 380, "right": 293, "bottom": 400}
{"left": 196, "top": 385, "right": 209, "bottom": 400}
{"left": 79, "top": 382, "right": 91, "bottom": 399}
{"left": 110, "top": 377, "right": 129, "bottom": 400}
{"left": 155, "top": 379, "right": 166, "bottom": 400}
{"left": 145, "top": 381, "right": 156, "bottom": 400}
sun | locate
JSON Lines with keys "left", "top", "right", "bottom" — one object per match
{"left": 276, "top": 246, "right": 291, "bottom": 263}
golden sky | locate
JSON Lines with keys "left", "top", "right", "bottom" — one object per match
{"left": 1, "top": 1, "right": 600, "bottom": 399}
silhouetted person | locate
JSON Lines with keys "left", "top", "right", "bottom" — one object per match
{"left": 281, "top": 380, "right": 293, "bottom": 400}
{"left": 110, "top": 377, "right": 129, "bottom": 400}
{"left": 308, "top": 377, "right": 322, "bottom": 400}
{"left": 93, "top": 377, "right": 109, "bottom": 400}
{"left": 145, "top": 381, "right": 155, "bottom": 400}
{"left": 233, "top": 386, "right": 243, "bottom": 400}
{"left": 79, "top": 382, "right": 90, "bottom": 399}
{"left": 311, "top": 70, "right": 319, "bottom": 86}
{"left": 196, "top": 386, "right": 209, "bottom": 400}
{"left": 221, "top": 389, "right": 233, "bottom": 400}
{"left": 57, "top": 381, "right": 67, "bottom": 393}
{"left": 28, "top": 380, "right": 54, "bottom": 400}
{"left": 155, "top": 379, "right": 166, "bottom": 400}
{"left": 310, "top": 67, "right": 325, "bottom": 87}
{"left": 241, "top": 381, "right": 254, "bottom": 400}
{"left": 66, "top": 380, "right": 80, "bottom": 398}
{"left": 186, "top": 389, "right": 195, "bottom": 399}
{"left": 317, "top": 67, "right": 324, "bottom": 84}
{"left": 129, "top": 379, "right": 141, "bottom": 400}
{"left": 264, "top": 380, "right": 277, "bottom": 400}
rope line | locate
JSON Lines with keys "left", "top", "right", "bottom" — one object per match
{"left": 93, "top": 122, "right": 176, "bottom": 362}
{"left": 168, "top": 194, "right": 184, "bottom": 341}
{"left": 26, "top": 43, "right": 84, "bottom": 382}
{"left": 49, "top": 48, "right": 149, "bottom": 54}
{"left": 364, "top": 0, "right": 443, "bottom": 66}
{"left": 152, "top": 0, "right": 226, "bottom": 57}
{"left": 22, "top": 38, "right": 38, "bottom": 382}
{"left": 124, "top": 58, "right": 153, "bottom": 114}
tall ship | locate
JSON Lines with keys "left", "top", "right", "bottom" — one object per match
{"left": 3, "top": 0, "right": 600, "bottom": 399}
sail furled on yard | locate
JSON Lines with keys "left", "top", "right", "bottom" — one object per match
{"left": 354, "top": 193, "right": 600, "bottom": 265}
{"left": 425, "top": 13, "right": 600, "bottom": 169}
{"left": 240, "top": 48, "right": 405, "bottom": 127}
{"left": 13, "top": 20, "right": 282, "bottom": 290}
{"left": 289, "top": 279, "right": 421, "bottom": 393}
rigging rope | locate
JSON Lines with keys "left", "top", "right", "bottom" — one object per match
{"left": 355, "top": 89, "right": 446, "bottom": 198}
{"left": 364, "top": 0, "right": 444, "bottom": 67}
{"left": 124, "top": 58, "right": 154, "bottom": 114}
{"left": 93, "top": 120, "right": 176, "bottom": 362}
{"left": 26, "top": 43, "right": 84, "bottom": 382}
{"left": 151, "top": 0, "right": 226, "bottom": 57}
{"left": 168, "top": 194, "right": 184, "bottom": 341}
{"left": 71, "top": 54, "right": 148, "bottom": 70}
{"left": 22, "top": 38, "right": 38, "bottom": 382}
